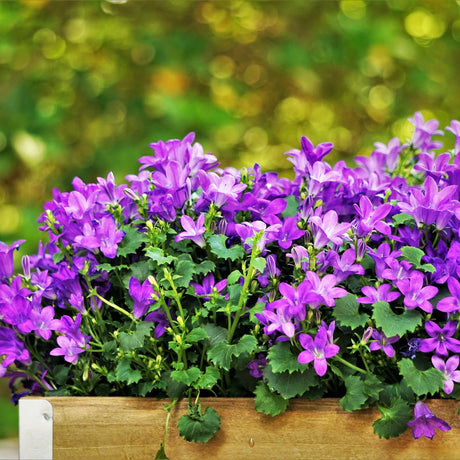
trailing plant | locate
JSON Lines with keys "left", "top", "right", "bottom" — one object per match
{"left": 1, "top": 113, "right": 459, "bottom": 457}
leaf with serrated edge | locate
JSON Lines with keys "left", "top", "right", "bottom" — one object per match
{"left": 333, "top": 293, "right": 369, "bottom": 329}
{"left": 254, "top": 381, "right": 289, "bottom": 416}
{"left": 372, "top": 301, "right": 422, "bottom": 337}
{"left": 398, "top": 359, "right": 444, "bottom": 396}
{"left": 177, "top": 407, "right": 221, "bottom": 443}
{"left": 373, "top": 397, "right": 412, "bottom": 439}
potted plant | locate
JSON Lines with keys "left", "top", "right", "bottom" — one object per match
{"left": 1, "top": 112, "right": 459, "bottom": 459}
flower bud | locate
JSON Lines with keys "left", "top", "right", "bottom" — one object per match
{"left": 123, "top": 187, "right": 139, "bottom": 201}
{"left": 361, "top": 327, "right": 373, "bottom": 345}
{"left": 21, "top": 255, "right": 30, "bottom": 280}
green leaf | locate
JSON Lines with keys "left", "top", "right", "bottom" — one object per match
{"left": 392, "top": 213, "right": 415, "bottom": 226}
{"left": 177, "top": 406, "right": 221, "bottom": 443}
{"left": 207, "top": 335, "right": 257, "bottom": 371}
{"left": 400, "top": 246, "right": 436, "bottom": 273}
{"left": 251, "top": 257, "right": 266, "bottom": 273}
{"left": 373, "top": 397, "right": 412, "bottom": 439}
{"left": 333, "top": 293, "right": 369, "bottom": 329}
{"left": 118, "top": 322, "right": 153, "bottom": 352}
{"left": 208, "top": 234, "right": 244, "bottom": 261}
{"left": 281, "top": 195, "right": 299, "bottom": 218}
{"left": 267, "top": 341, "right": 306, "bottom": 374}
{"left": 398, "top": 359, "right": 445, "bottom": 396}
{"left": 186, "top": 328, "right": 209, "bottom": 343}
{"left": 372, "top": 301, "right": 422, "bottom": 337}
{"left": 118, "top": 225, "right": 149, "bottom": 257}
{"left": 340, "top": 375, "right": 368, "bottom": 412}
{"left": 202, "top": 323, "right": 227, "bottom": 347}
{"left": 145, "top": 247, "right": 176, "bottom": 265}
{"left": 264, "top": 365, "right": 318, "bottom": 399}
{"left": 52, "top": 251, "right": 65, "bottom": 265}
{"left": 154, "top": 444, "right": 169, "bottom": 460}
{"left": 108, "top": 358, "right": 142, "bottom": 385}
{"left": 174, "top": 255, "right": 195, "bottom": 288}
{"left": 195, "top": 366, "right": 220, "bottom": 390}
{"left": 227, "top": 269, "right": 242, "bottom": 285}
{"left": 207, "top": 335, "right": 258, "bottom": 371}
{"left": 254, "top": 381, "right": 289, "bottom": 416}
{"left": 170, "top": 367, "right": 202, "bottom": 386}
{"left": 195, "top": 260, "right": 215, "bottom": 275}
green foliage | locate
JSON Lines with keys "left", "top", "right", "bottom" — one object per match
{"left": 207, "top": 335, "right": 257, "bottom": 371}
{"left": 208, "top": 234, "right": 244, "bottom": 261}
{"left": 254, "top": 382, "right": 289, "bottom": 416}
{"left": 372, "top": 301, "right": 422, "bottom": 337}
{"left": 373, "top": 398, "right": 412, "bottom": 439}
{"left": 400, "top": 246, "right": 436, "bottom": 273}
{"left": 398, "top": 359, "right": 445, "bottom": 396}
{"left": 333, "top": 293, "right": 369, "bottom": 329}
{"left": 177, "top": 404, "right": 221, "bottom": 443}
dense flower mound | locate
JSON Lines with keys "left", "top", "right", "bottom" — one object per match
{"left": 1, "top": 114, "right": 459, "bottom": 442}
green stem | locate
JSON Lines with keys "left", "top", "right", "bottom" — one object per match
{"left": 227, "top": 263, "right": 256, "bottom": 342}
{"left": 91, "top": 290, "right": 135, "bottom": 321}
{"left": 333, "top": 355, "right": 368, "bottom": 375}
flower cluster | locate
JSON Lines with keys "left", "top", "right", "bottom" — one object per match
{"left": 1, "top": 114, "right": 459, "bottom": 444}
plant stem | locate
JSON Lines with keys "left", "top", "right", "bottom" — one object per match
{"left": 333, "top": 355, "right": 368, "bottom": 375}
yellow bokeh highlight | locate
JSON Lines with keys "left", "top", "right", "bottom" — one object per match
{"left": 340, "top": 0, "right": 366, "bottom": 20}
{"left": 243, "top": 126, "right": 268, "bottom": 151}
{"left": 0, "top": 205, "right": 20, "bottom": 235}
{"left": 210, "top": 55, "right": 235, "bottom": 79}
{"left": 392, "top": 117, "right": 414, "bottom": 142}
{"left": 12, "top": 132, "right": 46, "bottom": 167}
{"left": 405, "top": 10, "right": 446, "bottom": 42}
{"left": 369, "top": 85, "right": 394, "bottom": 110}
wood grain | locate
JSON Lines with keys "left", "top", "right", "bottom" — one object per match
{"left": 30, "top": 397, "right": 460, "bottom": 460}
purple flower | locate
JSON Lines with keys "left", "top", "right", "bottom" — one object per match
{"left": 191, "top": 273, "right": 227, "bottom": 301}
{"left": 431, "top": 355, "right": 460, "bottom": 394}
{"left": 247, "top": 353, "right": 267, "bottom": 378}
{"left": 0, "top": 240, "right": 25, "bottom": 279}
{"left": 298, "top": 325, "right": 339, "bottom": 377}
{"left": 304, "top": 272, "right": 347, "bottom": 308}
{"left": 144, "top": 310, "right": 169, "bottom": 338}
{"left": 328, "top": 248, "right": 365, "bottom": 284}
{"left": 276, "top": 279, "right": 322, "bottom": 318}
{"left": 275, "top": 217, "right": 305, "bottom": 250}
{"left": 357, "top": 284, "right": 400, "bottom": 304}
{"left": 436, "top": 277, "right": 460, "bottom": 313}
{"left": 261, "top": 302, "right": 296, "bottom": 338}
{"left": 408, "top": 112, "right": 443, "bottom": 153}
{"left": 129, "top": 277, "right": 157, "bottom": 318}
{"left": 0, "top": 326, "right": 31, "bottom": 370}
{"left": 419, "top": 321, "right": 460, "bottom": 356}
{"left": 446, "top": 119, "right": 460, "bottom": 155}
{"left": 175, "top": 213, "right": 206, "bottom": 248}
{"left": 396, "top": 271, "right": 438, "bottom": 313}
{"left": 49, "top": 336, "right": 89, "bottom": 364}
{"left": 369, "top": 330, "right": 399, "bottom": 358}
{"left": 309, "top": 210, "right": 351, "bottom": 250}
{"left": 407, "top": 401, "right": 451, "bottom": 439}
{"left": 26, "top": 306, "right": 61, "bottom": 340}
{"left": 353, "top": 195, "right": 392, "bottom": 237}
{"left": 401, "top": 337, "right": 421, "bottom": 359}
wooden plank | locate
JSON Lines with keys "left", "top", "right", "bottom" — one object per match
{"left": 22, "top": 397, "right": 460, "bottom": 460}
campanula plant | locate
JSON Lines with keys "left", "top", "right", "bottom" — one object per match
{"left": 1, "top": 114, "right": 460, "bottom": 455}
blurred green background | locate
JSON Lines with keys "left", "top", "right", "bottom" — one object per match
{"left": 1, "top": 0, "right": 460, "bottom": 439}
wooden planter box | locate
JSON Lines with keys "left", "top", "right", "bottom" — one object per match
{"left": 19, "top": 397, "right": 459, "bottom": 460}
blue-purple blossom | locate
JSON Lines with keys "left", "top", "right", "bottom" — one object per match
{"left": 247, "top": 353, "right": 267, "bottom": 378}
{"left": 369, "top": 330, "right": 399, "bottom": 358}
{"left": 431, "top": 355, "right": 460, "bottom": 394}
{"left": 298, "top": 325, "right": 339, "bottom": 376}
{"left": 129, "top": 277, "right": 158, "bottom": 318}
{"left": 353, "top": 195, "right": 392, "bottom": 237}
{"left": 175, "top": 213, "right": 206, "bottom": 248}
{"left": 49, "top": 336, "right": 89, "bottom": 364}
{"left": 396, "top": 271, "right": 438, "bottom": 313}
{"left": 191, "top": 273, "right": 227, "bottom": 301}
{"left": 418, "top": 321, "right": 460, "bottom": 356}
{"left": 436, "top": 276, "right": 460, "bottom": 313}
{"left": 407, "top": 401, "right": 451, "bottom": 439}
{"left": 0, "top": 240, "right": 25, "bottom": 279}
{"left": 357, "top": 284, "right": 400, "bottom": 304}
{"left": 408, "top": 112, "right": 444, "bottom": 153}
{"left": 309, "top": 210, "right": 351, "bottom": 250}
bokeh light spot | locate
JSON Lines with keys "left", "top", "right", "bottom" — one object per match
{"left": 12, "top": 132, "right": 46, "bottom": 167}
{"left": 0, "top": 205, "right": 20, "bottom": 235}
{"left": 340, "top": 0, "right": 366, "bottom": 20}
{"left": 405, "top": 10, "right": 446, "bottom": 42}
